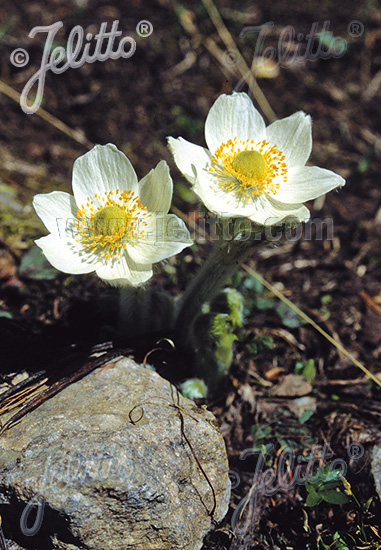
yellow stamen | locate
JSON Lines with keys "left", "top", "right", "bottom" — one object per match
{"left": 209, "top": 137, "right": 288, "bottom": 200}
{"left": 74, "top": 189, "right": 151, "bottom": 261}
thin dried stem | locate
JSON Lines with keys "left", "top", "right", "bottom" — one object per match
{"left": 0, "top": 79, "right": 93, "bottom": 149}
{"left": 201, "top": 0, "right": 277, "bottom": 122}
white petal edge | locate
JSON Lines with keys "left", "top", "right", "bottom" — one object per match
{"left": 138, "top": 160, "right": 173, "bottom": 214}
{"left": 35, "top": 234, "right": 101, "bottom": 274}
{"left": 72, "top": 144, "right": 138, "bottom": 209}
{"left": 127, "top": 215, "right": 193, "bottom": 264}
{"left": 33, "top": 191, "right": 78, "bottom": 236}
{"left": 96, "top": 254, "right": 153, "bottom": 287}
{"left": 246, "top": 197, "right": 311, "bottom": 225}
{"left": 275, "top": 165, "right": 346, "bottom": 204}
{"left": 167, "top": 137, "right": 211, "bottom": 185}
{"left": 205, "top": 92, "right": 266, "bottom": 154}
{"left": 266, "top": 111, "right": 312, "bottom": 168}
{"left": 144, "top": 214, "right": 193, "bottom": 245}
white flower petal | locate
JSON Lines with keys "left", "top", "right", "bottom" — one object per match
{"left": 35, "top": 234, "right": 101, "bottom": 274}
{"left": 205, "top": 92, "right": 266, "bottom": 154}
{"left": 141, "top": 213, "right": 189, "bottom": 241}
{"left": 266, "top": 111, "right": 312, "bottom": 167}
{"left": 275, "top": 166, "right": 346, "bottom": 204}
{"left": 169, "top": 92, "right": 345, "bottom": 226}
{"left": 127, "top": 239, "right": 190, "bottom": 264}
{"left": 72, "top": 144, "right": 138, "bottom": 208}
{"left": 162, "top": 214, "right": 193, "bottom": 245}
{"left": 167, "top": 137, "right": 211, "bottom": 184}
{"left": 127, "top": 215, "right": 193, "bottom": 264}
{"left": 194, "top": 167, "right": 311, "bottom": 225}
{"left": 247, "top": 197, "right": 311, "bottom": 225}
{"left": 144, "top": 213, "right": 193, "bottom": 243}
{"left": 33, "top": 191, "right": 78, "bottom": 236}
{"left": 193, "top": 169, "right": 258, "bottom": 218}
{"left": 138, "top": 160, "right": 173, "bottom": 214}
{"left": 96, "top": 254, "right": 152, "bottom": 287}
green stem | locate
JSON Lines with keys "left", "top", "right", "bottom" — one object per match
{"left": 174, "top": 232, "right": 263, "bottom": 347}
{"left": 118, "top": 284, "right": 175, "bottom": 342}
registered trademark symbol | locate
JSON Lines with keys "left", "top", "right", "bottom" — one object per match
{"left": 347, "top": 20, "right": 364, "bottom": 38}
{"left": 136, "top": 20, "right": 153, "bottom": 38}
{"left": 348, "top": 442, "right": 364, "bottom": 459}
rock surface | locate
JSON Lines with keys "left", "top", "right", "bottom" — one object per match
{"left": 371, "top": 442, "right": 381, "bottom": 501}
{"left": 0, "top": 357, "right": 230, "bottom": 550}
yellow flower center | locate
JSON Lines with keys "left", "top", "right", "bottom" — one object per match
{"left": 209, "top": 137, "right": 288, "bottom": 200}
{"left": 231, "top": 150, "right": 267, "bottom": 180}
{"left": 93, "top": 206, "right": 128, "bottom": 236}
{"left": 74, "top": 189, "right": 150, "bottom": 260}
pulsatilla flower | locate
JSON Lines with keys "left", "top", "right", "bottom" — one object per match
{"left": 33, "top": 144, "right": 192, "bottom": 286}
{"left": 168, "top": 92, "right": 345, "bottom": 224}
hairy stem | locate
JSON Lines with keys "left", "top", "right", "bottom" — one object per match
{"left": 118, "top": 285, "right": 175, "bottom": 343}
{"left": 118, "top": 286, "right": 150, "bottom": 341}
{"left": 174, "top": 232, "right": 263, "bottom": 348}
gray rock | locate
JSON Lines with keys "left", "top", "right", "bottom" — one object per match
{"left": 0, "top": 357, "right": 230, "bottom": 550}
{"left": 371, "top": 442, "right": 381, "bottom": 501}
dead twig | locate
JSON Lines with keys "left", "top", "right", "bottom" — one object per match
{"left": 0, "top": 369, "right": 46, "bottom": 404}
{"left": 0, "top": 350, "right": 123, "bottom": 436}
{"left": 0, "top": 377, "right": 49, "bottom": 416}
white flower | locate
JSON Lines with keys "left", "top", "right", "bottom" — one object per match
{"left": 168, "top": 92, "right": 345, "bottom": 225}
{"left": 33, "top": 144, "right": 193, "bottom": 286}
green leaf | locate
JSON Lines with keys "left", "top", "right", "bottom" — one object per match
{"left": 180, "top": 378, "right": 208, "bottom": 400}
{"left": 248, "top": 333, "right": 274, "bottom": 355}
{"left": 276, "top": 301, "right": 306, "bottom": 328}
{"left": 20, "top": 246, "right": 57, "bottom": 280}
{"left": 322, "top": 470, "right": 342, "bottom": 484}
{"left": 306, "top": 490, "right": 323, "bottom": 507}
{"left": 254, "top": 425, "right": 272, "bottom": 439}
{"left": 321, "top": 490, "right": 351, "bottom": 505}
{"left": 254, "top": 296, "right": 275, "bottom": 311}
{"left": 303, "top": 359, "right": 316, "bottom": 382}
{"left": 243, "top": 275, "right": 263, "bottom": 293}
{"left": 299, "top": 409, "right": 314, "bottom": 423}
{"left": 332, "top": 532, "right": 350, "bottom": 550}
{"left": 321, "top": 481, "right": 342, "bottom": 492}
{"left": 321, "top": 294, "right": 332, "bottom": 305}
{"left": 295, "top": 359, "right": 316, "bottom": 383}
{"left": 305, "top": 481, "right": 316, "bottom": 493}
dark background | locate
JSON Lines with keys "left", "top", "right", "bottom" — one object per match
{"left": 0, "top": 0, "right": 381, "bottom": 548}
